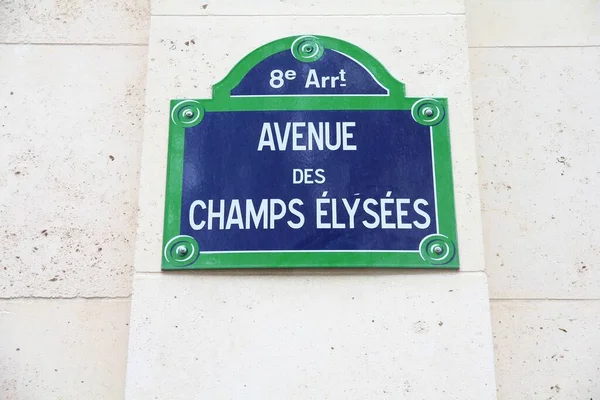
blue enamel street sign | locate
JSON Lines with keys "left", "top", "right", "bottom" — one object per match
{"left": 163, "top": 35, "right": 459, "bottom": 270}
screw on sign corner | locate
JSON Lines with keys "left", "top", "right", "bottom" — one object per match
{"left": 163, "top": 235, "right": 200, "bottom": 268}
{"left": 175, "top": 245, "right": 189, "bottom": 257}
{"left": 411, "top": 98, "right": 446, "bottom": 126}
{"left": 171, "top": 100, "right": 205, "bottom": 128}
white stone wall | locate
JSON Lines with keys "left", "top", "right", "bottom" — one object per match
{"left": 467, "top": 0, "right": 600, "bottom": 398}
{"left": 125, "top": 1, "right": 496, "bottom": 399}
{"left": 0, "top": 1, "right": 149, "bottom": 398}
{"left": 5, "top": 0, "right": 597, "bottom": 398}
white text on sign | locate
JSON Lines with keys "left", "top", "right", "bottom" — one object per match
{"left": 269, "top": 69, "right": 347, "bottom": 89}
{"left": 188, "top": 196, "right": 431, "bottom": 231}
{"left": 257, "top": 121, "right": 357, "bottom": 151}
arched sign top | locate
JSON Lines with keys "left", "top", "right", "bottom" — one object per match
{"left": 213, "top": 35, "right": 406, "bottom": 99}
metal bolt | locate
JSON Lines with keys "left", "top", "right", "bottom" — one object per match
{"left": 183, "top": 109, "right": 194, "bottom": 118}
{"left": 176, "top": 245, "right": 188, "bottom": 257}
{"left": 424, "top": 107, "right": 434, "bottom": 117}
{"left": 432, "top": 245, "right": 443, "bottom": 255}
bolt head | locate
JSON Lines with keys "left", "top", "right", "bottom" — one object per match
{"left": 176, "top": 245, "right": 188, "bottom": 257}
{"left": 424, "top": 107, "right": 434, "bottom": 117}
{"left": 183, "top": 109, "right": 194, "bottom": 118}
{"left": 432, "top": 245, "right": 443, "bottom": 255}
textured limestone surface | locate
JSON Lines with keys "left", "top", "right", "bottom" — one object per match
{"left": 126, "top": 272, "right": 496, "bottom": 399}
{"left": 0, "top": 45, "right": 148, "bottom": 297}
{"left": 466, "top": 0, "right": 600, "bottom": 47}
{"left": 0, "top": 0, "right": 149, "bottom": 44}
{"left": 152, "top": 0, "right": 464, "bottom": 16}
{"left": 0, "top": 299, "right": 131, "bottom": 400}
{"left": 492, "top": 300, "right": 600, "bottom": 400}
{"left": 471, "top": 47, "right": 600, "bottom": 299}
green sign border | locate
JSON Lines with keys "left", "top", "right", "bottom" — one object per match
{"left": 162, "top": 35, "right": 459, "bottom": 270}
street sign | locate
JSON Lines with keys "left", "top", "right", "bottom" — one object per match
{"left": 162, "top": 35, "right": 459, "bottom": 270}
